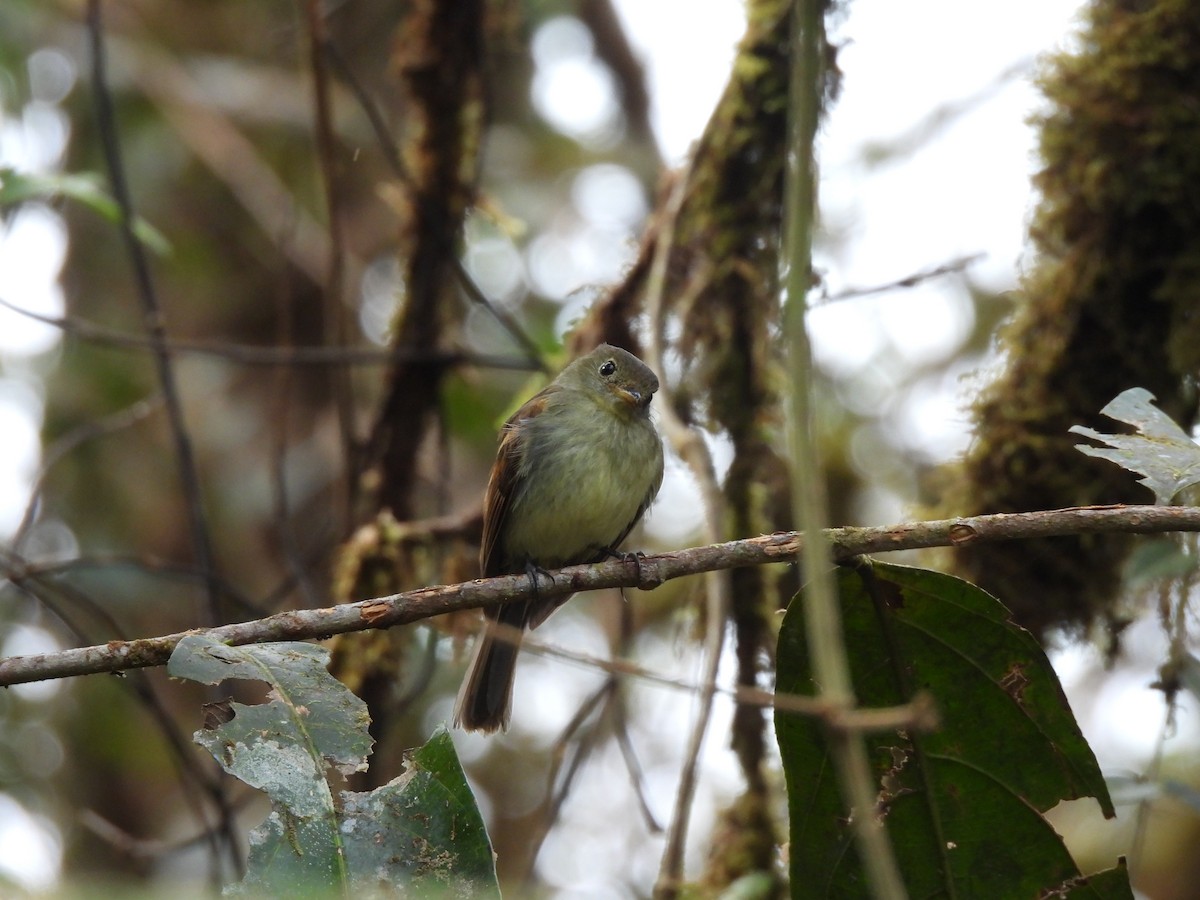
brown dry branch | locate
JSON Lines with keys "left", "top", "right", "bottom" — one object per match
{"left": 0, "top": 503, "right": 1193, "bottom": 688}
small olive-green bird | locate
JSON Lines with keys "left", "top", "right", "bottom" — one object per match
{"left": 454, "top": 344, "right": 664, "bottom": 732}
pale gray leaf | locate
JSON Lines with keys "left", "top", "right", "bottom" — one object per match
{"left": 1070, "top": 388, "right": 1200, "bottom": 504}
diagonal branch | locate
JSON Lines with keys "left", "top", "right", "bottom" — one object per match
{"left": 86, "top": 1, "right": 222, "bottom": 624}
{"left": 0, "top": 504, "right": 1194, "bottom": 687}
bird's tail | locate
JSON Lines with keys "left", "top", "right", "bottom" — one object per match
{"left": 453, "top": 604, "right": 525, "bottom": 733}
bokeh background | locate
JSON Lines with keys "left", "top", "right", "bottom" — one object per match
{"left": 2, "top": 0, "right": 1199, "bottom": 896}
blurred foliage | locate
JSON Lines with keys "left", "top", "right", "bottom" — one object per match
{"left": 0, "top": 0, "right": 1199, "bottom": 896}
{"left": 168, "top": 637, "right": 499, "bottom": 896}
{"left": 0, "top": 0, "right": 695, "bottom": 892}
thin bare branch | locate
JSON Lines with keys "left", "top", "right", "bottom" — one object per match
{"left": 87, "top": 0, "right": 221, "bottom": 625}
{"left": 819, "top": 253, "right": 985, "bottom": 304}
{"left": 321, "top": 37, "right": 547, "bottom": 373}
{"left": 12, "top": 394, "right": 163, "bottom": 551}
{"left": 0, "top": 296, "right": 539, "bottom": 370}
{"left": 1, "top": 504, "right": 1188, "bottom": 681}
{"left": 302, "top": 0, "right": 358, "bottom": 523}
{"left": 508, "top": 624, "right": 938, "bottom": 733}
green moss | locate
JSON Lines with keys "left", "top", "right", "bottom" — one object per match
{"left": 944, "top": 0, "right": 1200, "bottom": 635}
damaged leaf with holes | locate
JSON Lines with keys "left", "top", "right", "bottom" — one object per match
{"left": 168, "top": 635, "right": 498, "bottom": 896}
{"left": 1070, "top": 387, "right": 1200, "bottom": 505}
{"left": 775, "top": 562, "right": 1132, "bottom": 898}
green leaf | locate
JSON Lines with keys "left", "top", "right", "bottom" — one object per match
{"left": 169, "top": 636, "right": 371, "bottom": 893}
{"left": 168, "top": 636, "right": 498, "bottom": 897}
{"left": 168, "top": 634, "right": 373, "bottom": 780}
{"left": 775, "top": 561, "right": 1131, "bottom": 899}
{"left": 1070, "top": 387, "right": 1200, "bottom": 504}
{"left": 0, "top": 165, "right": 171, "bottom": 255}
{"left": 340, "top": 729, "right": 499, "bottom": 894}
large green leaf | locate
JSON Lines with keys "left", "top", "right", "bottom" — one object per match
{"left": 168, "top": 636, "right": 498, "bottom": 897}
{"left": 775, "top": 561, "right": 1131, "bottom": 898}
{"left": 340, "top": 730, "right": 499, "bottom": 892}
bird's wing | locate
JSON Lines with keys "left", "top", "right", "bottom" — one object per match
{"left": 479, "top": 384, "right": 561, "bottom": 579}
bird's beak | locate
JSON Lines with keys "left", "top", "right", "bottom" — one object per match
{"left": 616, "top": 387, "right": 651, "bottom": 409}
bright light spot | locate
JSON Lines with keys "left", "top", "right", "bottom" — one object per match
{"left": 357, "top": 255, "right": 400, "bottom": 346}
{"left": 1091, "top": 676, "right": 1171, "bottom": 767}
{"left": 531, "top": 16, "right": 594, "bottom": 65}
{"left": 643, "top": 453, "right": 703, "bottom": 547}
{"left": 465, "top": 234, "right": 525, "bottom": 303}
{"left": 0, "top": 794, "right": 61, "bottom": 891}
{"left": 571, "top": 164, "right": 647, "bottom": 230}
{"left": 0, "top": 205, "right": 67, "bottom": 357}
{"left": 531, "top": 17, "right": 621, "bottom": 143}
{"left": 17, "top": 517, "right": 79, "bottom": 564}
{"left": 808, "top": 300, "right": 887, "bottom": 376}
{"left": 878, "top": 286, "right": 974, "bottom": 367}
{"left": 890, "top": 366, "right": 975, "bottom": 461}
{"left": 12, "top": 723, "right": 65, "bottom": 780}
{"left": 0, "top": 387, "right": 41, "bottom": 538}
{"left": 527, "top": 227, "right": 636, "bottom": 301}
{"left": 517, "top": 604, "right": 652, "bottom": 743}
{"left": 610, "top": 0, "right": 743, "bottom": 161}
{"left": 1049, "top": 638, "right": 1097, "bottom": 689}
{"left": 27, "top": 49, "right": 77, "bottom": 106}
{"left": 532, "top": 58, "right": 620, "bottom": 142}
{"left": 21, "top": 103, "right": 71, "bottom": 170}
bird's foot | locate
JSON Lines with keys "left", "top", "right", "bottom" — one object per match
{"left": 524, "top": 558, "right": 553, "bottom": 599}
{"left": 600, "top": 547, "right": 660, "bottom": 590}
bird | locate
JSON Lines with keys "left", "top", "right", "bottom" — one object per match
{"left": 453, "top": 343, "right": 664, "bottom": 732}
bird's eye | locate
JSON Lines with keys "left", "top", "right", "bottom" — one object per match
{"left": 599, "top": 360, "right": 617, "bottom": 377}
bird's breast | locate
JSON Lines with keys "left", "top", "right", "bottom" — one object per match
{"left": 500, "top": 404, "right": 661, "bottom": 568}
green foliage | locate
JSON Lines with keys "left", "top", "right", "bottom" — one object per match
{"left": 168, "top": 636, "right": 499, "bottom": 897}
{"left": 1122, "top": 538, "right": 1198, "bottom": 588}
{"left": 1071, "top": 387, "right": 1200, "bottom": 505}
{"left": 0, "top": 166, "right": 170, "bottom": 254}
{"left": 775, "top": 561, "right": 1131, "bottom": 898}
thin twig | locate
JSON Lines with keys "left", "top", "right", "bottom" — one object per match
{"left": 609, "top": 589, "right": 664, "bottom": 833}
{"left": 111, "top": 26, "right": 336, "bottom": 286}
{"left": 267, "top": 265, "right": 323, "bottom": 612}
{"left": 519, "top": 682, "right": 613, "bottom": 881}
{"left": 2, "top": 504, "right": 1198, "bottom": 686}
{"left": 818, "top": 253, "right": 984, "bottom": 304}
{"left": 322, "top": 37, "right": 547, "bottom": 374}
{"left": 508, "top": 624, "right": 939, "bottom": 733}
{"left": 303, "top": 0, "right": 358, "bottom": 524}
{"left": 86, "top": 0, "right": 222, "bottom": 626}
{"left": 0, "top": 295, "right": 540, "bottom": 370}
{"left": 12, "top": 394, "right": 163, "bottom": 552}
{"left": 86, "top": 8, "right": 241, "bottom": 876}
{"left": 4, "top": 553, "right": 263, "bottom": 619}
{"left": 2, "top": 566, "right": 243, "bottom": 879}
